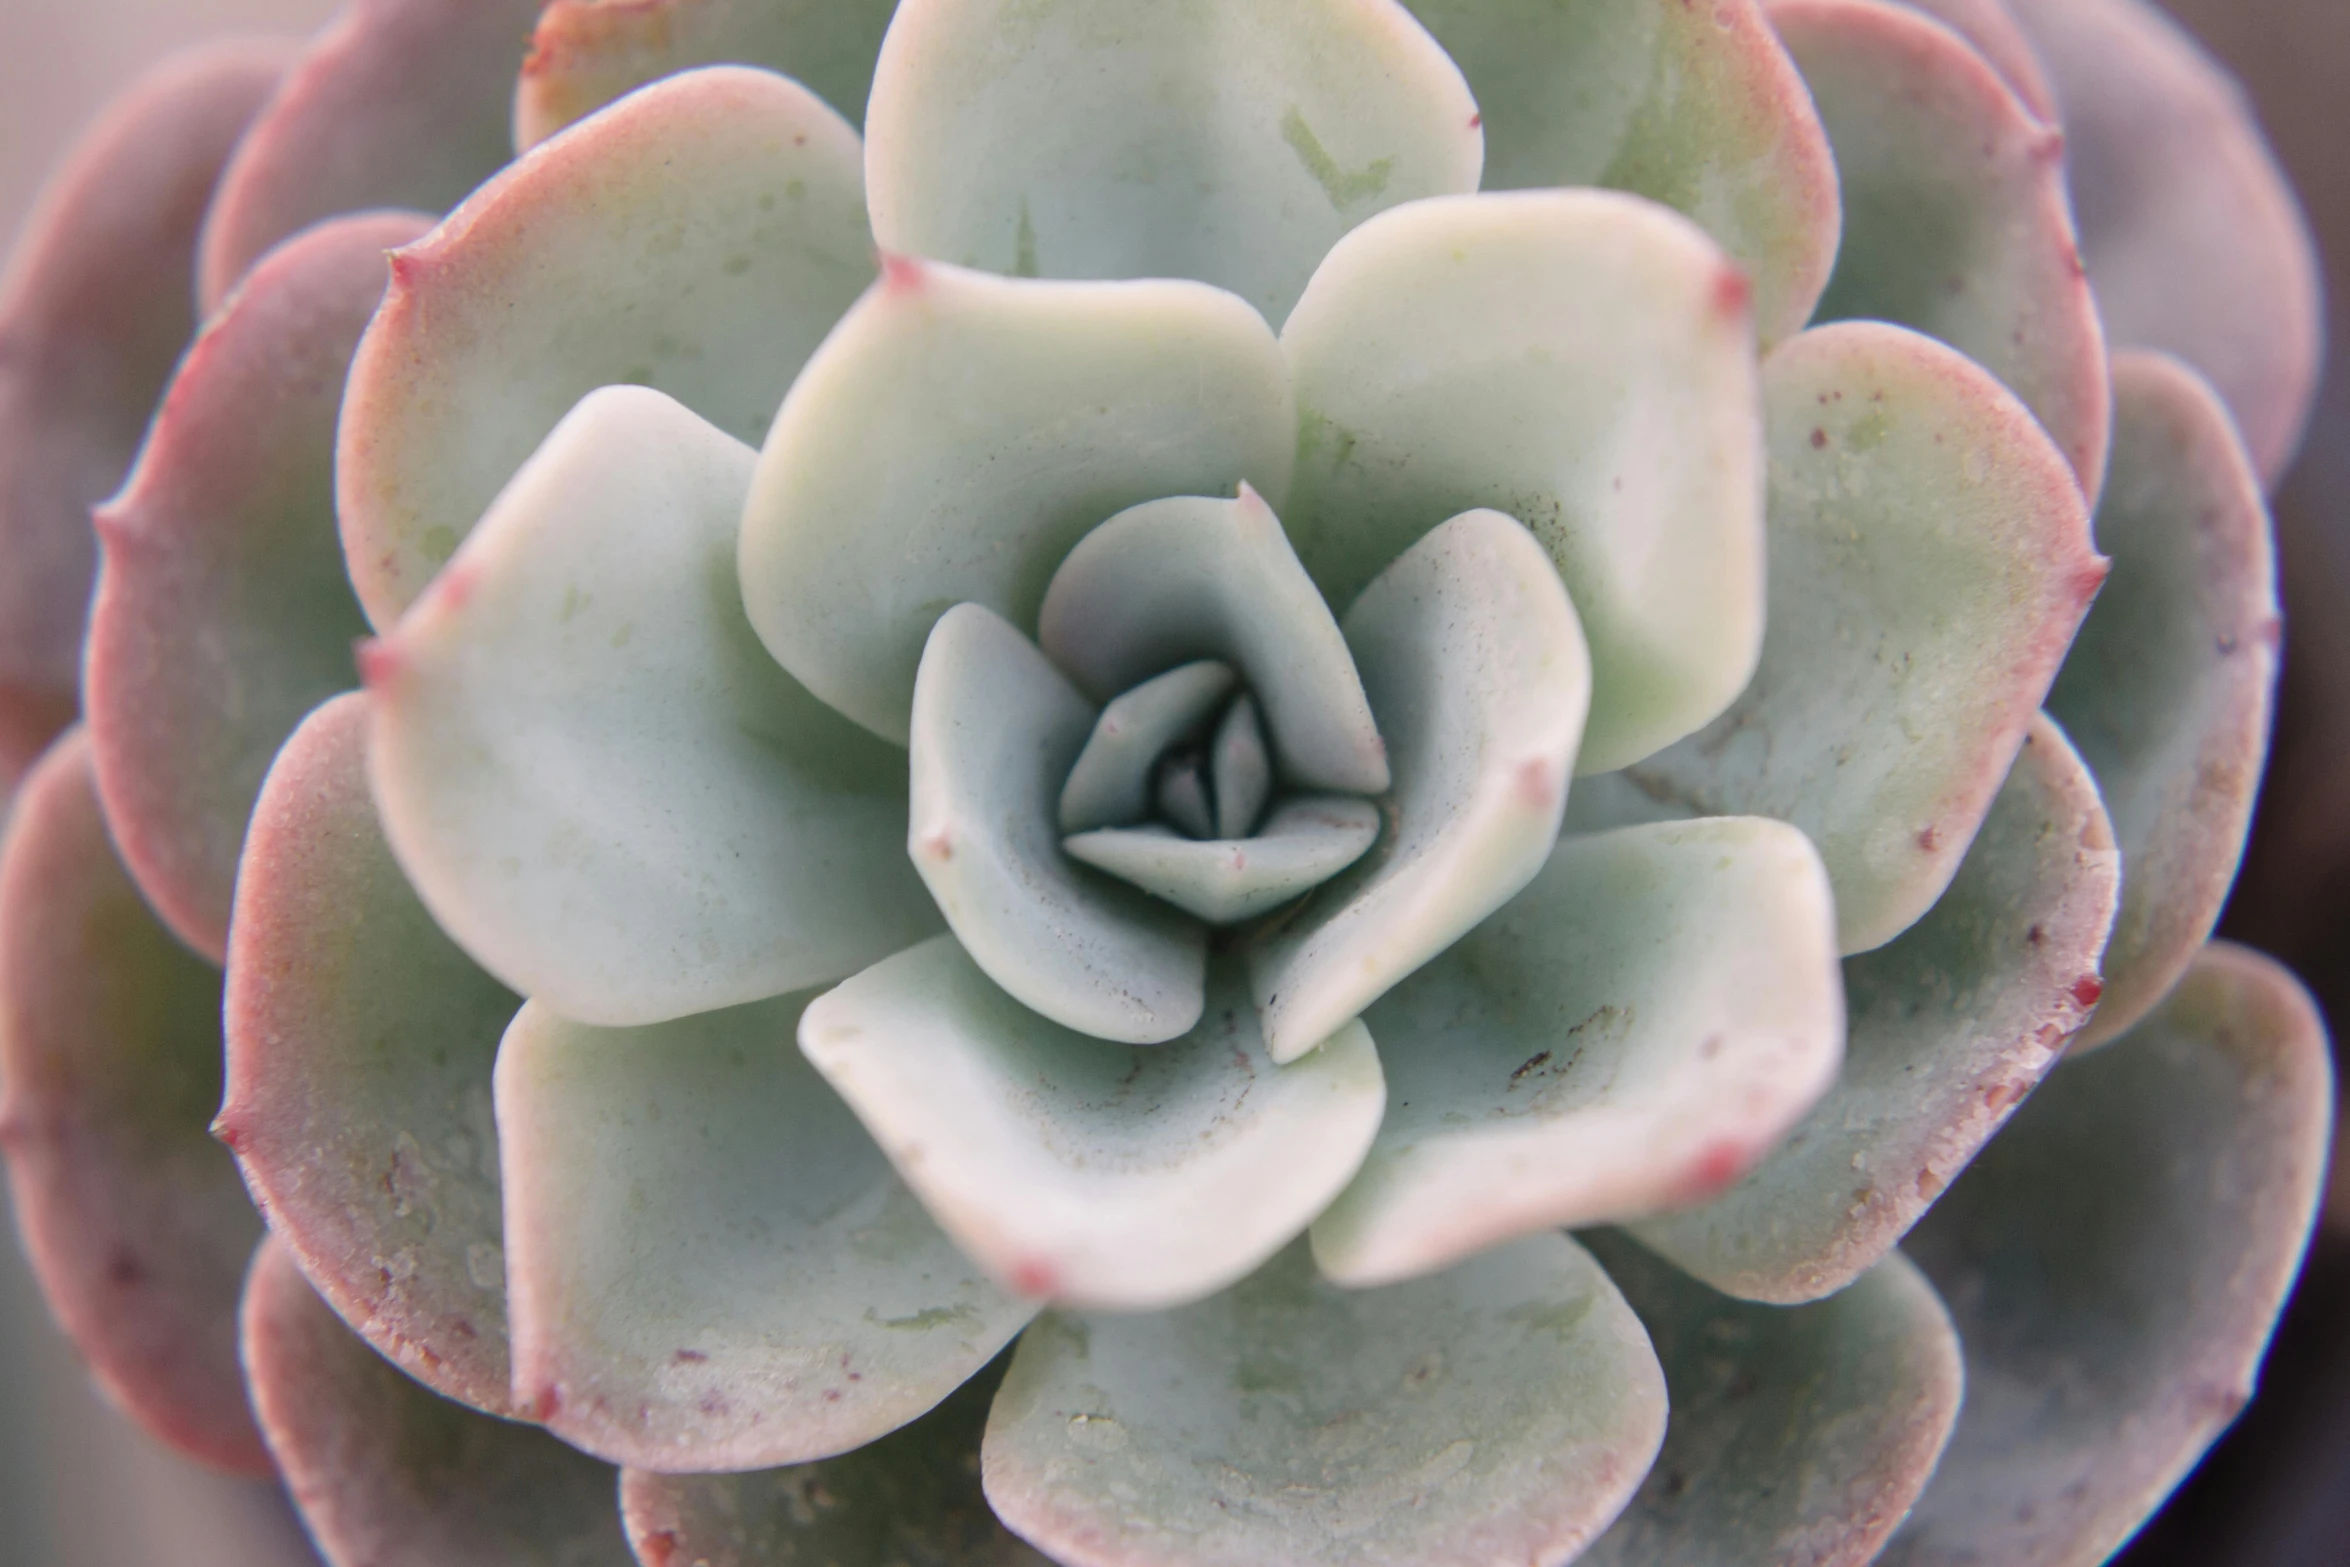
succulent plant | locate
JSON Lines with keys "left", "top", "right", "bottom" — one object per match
{"left": 0, "top": 0, "right": 2335, "bottom": 1563}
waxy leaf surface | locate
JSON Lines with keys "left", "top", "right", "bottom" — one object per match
{"left": 516, "top": 0, "right": 902, "bottom": 147}
{"left": 1038, "top": 489, "right": 1387, "bottom": 796}
{"left": 0, "top": 43, "right": 286, "bottom": 785}
{"left": 496, "top": 988, "right": 1035, "bottom": 1472}
{"left": 1058, "top": 662, "right": 1239, "bottom": 834}
{"left": 1632, "top": 716, "right": 2118, "bottom": 1303}
{"left": 222, "top": 693, "right": 521, "bottom": 1415}
{"left": 1888, "top": 944, "right": 2331, "bottom": 1567}
{"left": 866, "top": 0, "right": 1482, "bottom": 326}
{"left": 369, "top": 386, "right": 934, "bottom": 1028}
{"left": 1281, "top": 189, "right": 1762, "bottom": 774}
{"left": 1066, "top": 797, "right": 1383, "bottom": 927}
{"left": 1578, "top": 1234, "right": 1963, "bottom": 1567}
{"left": 621, "top": 1356, "right": 1052, "bottom": 1567}
{"left": 2049, "top": 355, "right": 2278, "bottom": 1048}
{"left": 1313, "top": 816, "right": 1842, "bottom": 1287}
{"left": 0, "top": 734, "right": 266, "bottom": 1474}
{"left": 984, "top": 1236, "right": 1665, "bottom": 1567}
{"left": 340, "top": 65, "right": 872, "bottom": 628}
{"left": 1631, "top": 322, "right": 2104, "bottom": 954}
{"left": 803, "top": 940, "right": 1384, "bottom": 1312}
{"left": 742, "top": 261, "right": 1294, "bottom": 744}
{"left": 243, "top": 1237, "right": 633, "bottom": 1567}
{"left": 1402, "top": 0, "right": 1840, "bottom": 346}
{"left": 2008, "top": 0, "right": 2322, "bottom": 482}
{"left": 1251, "top": 509, "right": 1590, "bottom": 1064}
{"left": 90, "top": 210, "right": 423, "bottom": 962}
{"left": 909, "top": 607, "right": 1206, "bottom": 1044}
{"left": 1781, "top": 0, "right": 2112, "bottom": 498}
{"left": 198, "top": 0, "right": 542, "bottom": 308}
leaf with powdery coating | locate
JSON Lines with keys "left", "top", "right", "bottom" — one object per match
{"left": 1629, "top": 322, "right": 2105, "bottom": 956}
{"left": 0, "top": 42, "right": 288, "bottom": 787}
{"left": 2007, "top": 0, "right": 2322, "bottom": 484}
{"left": 242, "top": 1236, "right": 634, "bottom": 1567}
{"left": 368, "top": 386, "right": 936, "bottom": 1029}
{"left": 221, "top": 693, "right": 522, "bottom": 1417}
{"left": 1778, "top": 0, "right": 2112, "bottom": 502}
{"left": 909, "top": 607, "right": 1206, "bottom": 1045}
{"left": 1280, "top": 189, "right": 1762, "bottom": 776}
{"left": 1896, "top": 0, "right": 2060, "bottom": 117}
{"left": 803, "top": 939, "right": 1384, "bottom": 1313}
{"left": 1311, "top": 816, "right": 1841, "bottom": 1290}
{"left": 865, "top": 0, "right": 1482, "bottom": 327}
{"left": 2053, "top": 354, "right": 2278, "bottom": 1048}
{"left": 741, "top": 260, "right": 1295, "bottom": 745}
{"left": 89, "top": 210, "right": 425, "bottom": 964}
{"left": 1066, "top": 798, "right": 1383, "bottom": 927}
{"left": 1402, "top": 0, "right": 1840, "bottom": 347}
{"left": 621, "top": 1356, "right": 1053, "bottom": 1567}
{"left": 1038, "top": 489, "right": 1388, "bottom": 797}
{"left": 340, "top": 64, "right": 873, "bottom": 629}
{"left": 983, "top": 1236, "right": 1665, "bottom": 1567}
{"left": 1631, "top": 716, "right": 2116, "bottom": 1304}
{"left": 1885, "top": 943, "right": 2331, "bottom": 1567}
{"left": 1251, "top": 509, "right": 1589, "bottom": 1065}
{"left": 196, "top": 0, "right": 543, "bottom": 310}
{"left": 0, "top": 733, "right": 267, "bottom": 1475}
{"left": 516, "top": 0, "right": 902, "bottom": 148}
{"left": 495, "top": 988, "right": 1035, "bottom": 1472}
{"left": 1577, "top": 1235, "right": 1962, "bottom": 1567}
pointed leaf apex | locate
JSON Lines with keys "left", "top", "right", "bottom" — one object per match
{"left": 1712, "top": 263, "right": 1755, "bottom": 323}
{"left": 878, "top": 250, "right": 929, "bottom": 296}
{"left": 353, "top": 636, "right": 405, "bottom": 690}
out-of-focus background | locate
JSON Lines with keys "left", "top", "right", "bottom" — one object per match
{"left": 0, "top": 0, "right": 2343, "bottom": 1562}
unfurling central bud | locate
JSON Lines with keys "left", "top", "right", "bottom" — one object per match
{"left": 1055, "top": 657, "right": 1382, "bottom": 925}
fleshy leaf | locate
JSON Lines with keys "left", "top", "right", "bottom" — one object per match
{"left": 242, "top": 1236, "right": 634, "bottom": 1567}
{"left": 802, "top": 939, "right": 1384, "bottom": 1312}
{"left": 1059, "top": 662, "right": 1238, "bottom": 835}
{"left": 0, "top": 42, "right": 287, "bottom": 784}
{"left": 1311, "top": 816, "right": 1842, "bottom": 1289}
{"left": 1631, "top": 716, "right": 2118, "bottom": 1303}
{"left": 368, "top": 385, "right": 935, "bottom": 1029}
{"left": 2052, "top": 354, "right": 2278, "bottom": 1048}
{"left": 516, "top": 0, "right": 902, "bottom": 148}
{"left": 1578, "top": 1234, "right": 1963, "bottom": 1567}
{"left": 741, "top": 260, "right": 1295, "bottom": 744}
{"left": 220, "top": 693, "right": 522, "bottom": 1416}
{"left": 0, "top": 733, "right": 267, "bottom": 1475}
{"left": 621, "top": 1356, "right": 1052, "bottom": 1567}
{"left": 2007, "top": 0, "right": 2322, "bottom": 483}
{"left": 1280, "top": 189, "right": 1761, "bottom": 775}
{"left": 1066, "top": 798, "right": 1384, "bottom": 926}
{"left": 340, "top": 64, "right": 872, "bottom": 629}
{"left": 197, "top": 0, "right": 543, "bottom": 310}
{"left": 909, "top": 606, "right": 1206, "bottom": 1044}
{"left": 1038, "top": 489, "right": 1388, "bottom": 796}
{"left": 1628, "top": 321, "right": 2105, "bottom": 955}
{"left": 87, "top": 210, "right": 424, "bottom": 964}
{"left": 495, "top": 987, "right": 1035, "bottom": 1471}
{"left": 1778, "top": 0, "right": 2112, "bottom": 499}
{"left": 1249, "top": 508, "right": 1590, "bottom": 1065}
{"left": 1886, "top": 943, "right": 2331, "bottom": 1567}
{"left": 864, "top": 0, "right": 1482, "bottom": 326}
{"left": 1895, "top": 0, "right": 2060, "bottom": 118}
{"left": 1211, "top": 695, "right": 1273, "bottom": 839}
{"left": 1400, "top": 0, "right": 1840, "bottom": 346}
{"left": 983, "top": 1235, "right": 1666, "bottom": 1567}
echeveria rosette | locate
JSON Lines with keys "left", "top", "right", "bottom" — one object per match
{"left": 0, "top": 3, "right": 2329, "bottom": 1567}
